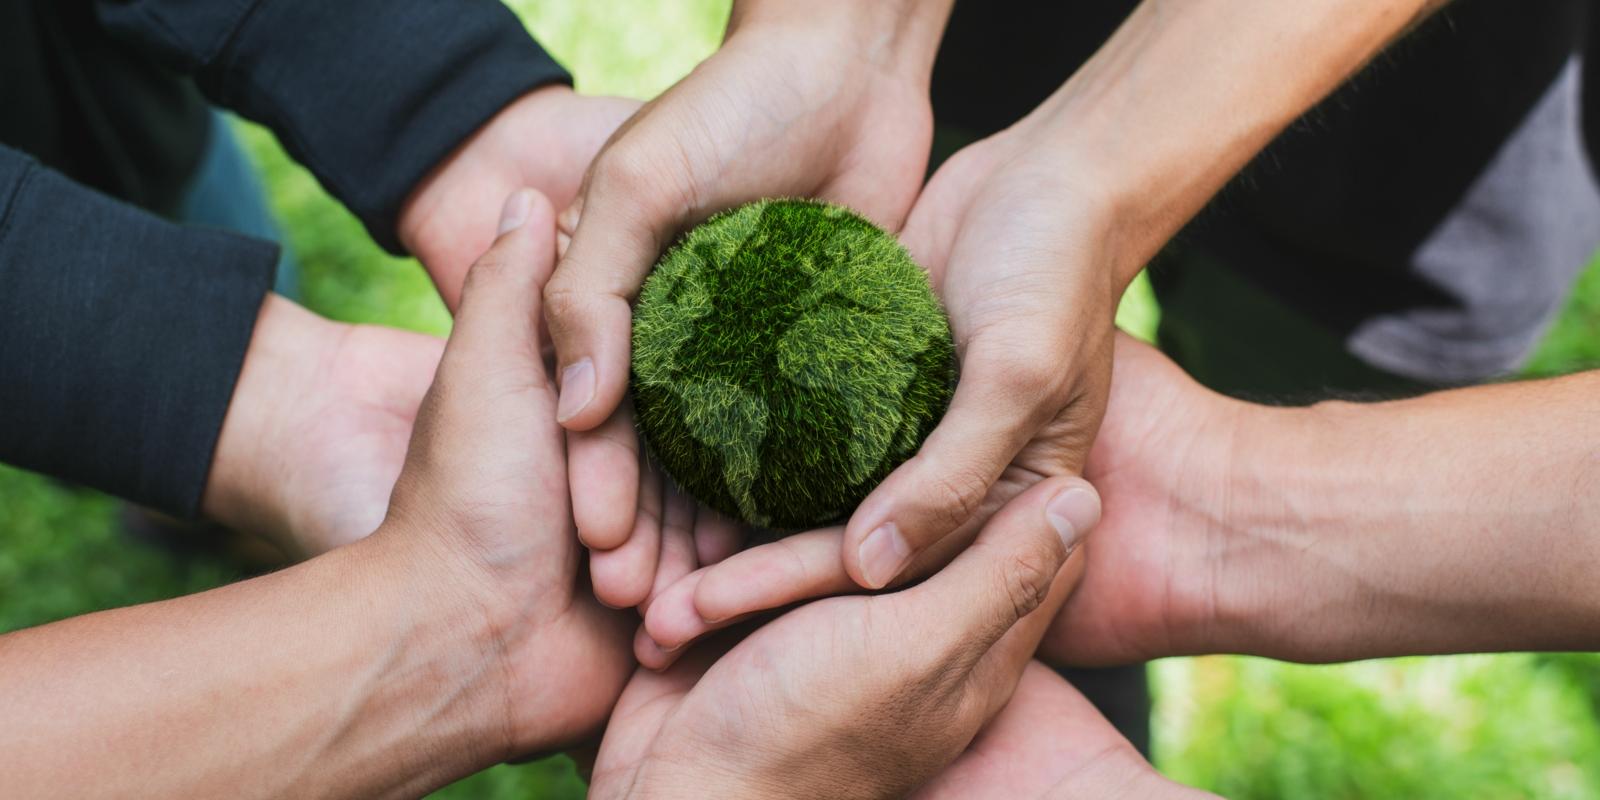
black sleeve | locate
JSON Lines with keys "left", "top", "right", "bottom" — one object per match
{"left": 95, "top": 0, "right": 573, "bottom": 254}
{"left": 0, "top": 147, "right": 276, "bottom": 516}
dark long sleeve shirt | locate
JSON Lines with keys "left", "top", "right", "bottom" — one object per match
{"left": 0, "top": 1, "right": 570, "bottom": 515}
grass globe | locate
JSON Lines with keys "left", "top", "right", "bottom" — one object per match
{"left": 631, "top": 199, "right": 955, "bottom": 531}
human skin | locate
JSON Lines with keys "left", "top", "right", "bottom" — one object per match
{"left": 586, "top": 477, "right": 1103, "bottom": 800}
{"left": 658, "top": 331, "right": 1600, "bottom": 667}
{"left": 640, "top": 0, "right": 1461, "bottom": 647}
{"left": 1042, "top": 334, "right": 1600, "bottom": 666}
{"left": 203, "top": 294, "right": 442, "bottom": 559}
{"left": 398, "top": 84, "right": 639, "bottom": 309}
{"left": 540, "top": 0, "right": 955, "bottom": 608}
{"left": 911, "top": 662, "right": 1216, "bottom": 800}
{"left": 837, "top": 0, "right": 1457, "bottom": 590}
{"left": 197, "top": 83, "right": 639, "bottom": 561}
{"left": 0, "top": 191, "right": 633, "bottom": 799}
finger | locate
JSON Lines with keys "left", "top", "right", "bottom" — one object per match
{"left": 695, "top": 528, "right": 855, "bottom": 625}
{"left": 659, "top": 502, "right": 997, "bottom": 652}
{"left": 634, "top": 622, "right": 677, "bottom": 671}
{"left": 570, "top": 400, "right": 642, "bottom": 550}
{"left": 884, "top": 476, "right": 1101, "bottom": 670}
{"left": 844, "top": 337, "right": 1067, "bottom": 590}
{"left": 544, "top": 142, "right": 688, "bottom": 433}
{"left": 589, "top": 461, "right": 664, "bottom": 609}
{"left": 961, "top": 547, "right": 1085, "bottom": 721}
{"left": 438, "top": 189, "right": 557, "bottom": 383}
{"left": 642, "top": 528, "right": 856, "bottom": 652}
{"left": 642, "top": 489, "right": 698, "bottom": 615}
{"left": 692, "top": 508, "right": 744, "bottom": 566}
{"left": 637, "top": 570, "right": 707, "bottom": 668}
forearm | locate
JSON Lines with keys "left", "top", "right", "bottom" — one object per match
{"left": 729, "top": 0, "right": 954, "bottom": 80}
{"left": 1026, "top": 0, "right": 1448, "bottom": 286}
{"left": 97, "top": 0, "right": 568, "bottom": 253}
{"left": 0, "top": 148, "right": 274, "bottom": 516}
{"left": 0, "top": 533, "right": 506, "bottom": 798}
{"left": 1221, "top": 371, "right": 1600, "bottom": 660}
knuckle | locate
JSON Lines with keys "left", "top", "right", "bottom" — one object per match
{"left": 462, "top": 251, "right": 511, "bottom": 294}
{"left": 592, "top": 142, "right": 666, "bottom": 199}
{"left": 925, "top": 466, "right": 991, "bottom": 531}
{"left": 541, "top": 282, "right": 588, "bottom": 331}
{"left": 991, "top": 347, "right": 1069, "bottom": 400}
{"left": 999, "top": 543, "right": 1061, "bottom": 623}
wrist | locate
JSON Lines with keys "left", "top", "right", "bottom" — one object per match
{"left": 204, "top": 295, "right": 343, "bottom": 547}
{"left": 309, "top": 531, "right": 518, "bottom": 793}
{"left": 728, "top": 0, "right": 953, "bottom": 83}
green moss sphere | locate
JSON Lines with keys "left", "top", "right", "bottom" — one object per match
{"left": 631, "top": 199, "right": 955, "bottom": 531}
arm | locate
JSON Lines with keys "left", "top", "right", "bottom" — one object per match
{"left": 0, "top": 145, "right": 433, "bottom": 557}
{"left": 95, "top": 0, "right": 638, "bottom": 302}
{"left": 0, "top": 146, "right": 274, "bottom": 517}
{"left": 1031, "top": 0, "right": 1452, "bottom": 280}
{"left": 836, "top": 0, "right": 1458, "bottom": 589}
{"left": 1223, "top": 367, "right": 1600, "bottom": 659}
{"left": 1044, "top": 335, "right": 1600, "bottom": 667}
{"left": 0, "top": 190, "right": 632, "bottom": 797}
{"left": 0, "top": 535, "right": 505, "bottom": 799}
{"left": 95, "top": 0, "right": 568, "bottom": 255}
{"left": 634, "top": 0, "right": 1465, "bottom": 642}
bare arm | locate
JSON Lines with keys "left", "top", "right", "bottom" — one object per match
{"left": 1039, "top": 0, "right": 1453, "bottom": 284}
{"left": 0, "top": 190, "right": 632, "bottom": 798}
{"left": 1046, "top": 336, "right": 1600, "bottom": 667}
{"left": 0, "top": 535, "right": 502, "bottom": 799}
{"left": 1223, "top": 369, "right": 1600, "bottom": 659}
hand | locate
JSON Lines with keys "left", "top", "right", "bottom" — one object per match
{"left": 587, "top": 476, "right": 1097, "bottom": 800}
{"left": 0, "top": 191, "right": 636, "bottom": 799}
{"left": 840, "top": 115, "right": 1126, "bottom": 590}
{"left": 205, "top": 295, "right": 443, "bottom": 559}
{"left": 912, "top": 662, "right": 1216, "bottom": 800}
{"left": 542, "top": 0, "right": 951, "bottom": 608}
{"left": 1039, "top": 333, "right": 1250, "bottom": 667}
{"left": 379, "top": 188, "right": 633, "bottom": 755}
{"left": 398, "top": 85, "right": 639, "bottom": 308}
{"left": 630, "top": 120, "right": 1121, "bottom": 654}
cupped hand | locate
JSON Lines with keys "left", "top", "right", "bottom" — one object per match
{"left": 841, "top": 122, "right": 1125, "bottom": 590}
{"left": 586, "top": 477, "right": 1098, "bottom": 800}
{"left": 912, "top": 662, "right": 1217, "bottom": 800}
{"left": 378, "top": 188, "right": 634, "bottom": 755}
{"left": 542, "top": 1, "right": 948, "bottom": 608}
{"left": 205, "top": 296, "right": 442, "bottom": 559}
{"left": 632, "top": 123, "right": 1125, "bottom": 653}
{"left": 399, "top": 85, "right": 639, "bottom": 308}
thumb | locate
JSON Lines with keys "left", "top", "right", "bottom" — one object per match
{"left": 884, "top": 475, "right": 1101, "bottom": 671}
{"left": 543, "top": 150, "right": 685, "bottom": 432}
{"left": 437, "top": 189, "right": 558, "bottom": 387}
{"left": 844, "top": 334, "right": 1067, "bottom": 589}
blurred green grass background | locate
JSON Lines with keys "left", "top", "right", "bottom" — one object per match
{"left": 3, "top": 1, "right": 1600, "bottom": 797}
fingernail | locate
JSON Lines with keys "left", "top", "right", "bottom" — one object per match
{"left": 498, "top": 189, "right": 534, "bottom": 235}
{"left": 858, "top": 522, "right": 912, "bottom": 589}
{"left": 1046, "top": 486, "right": 1101, "bottom": 551}
{"left": 556, "top": 358, "right": 596, "bottom": 423}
